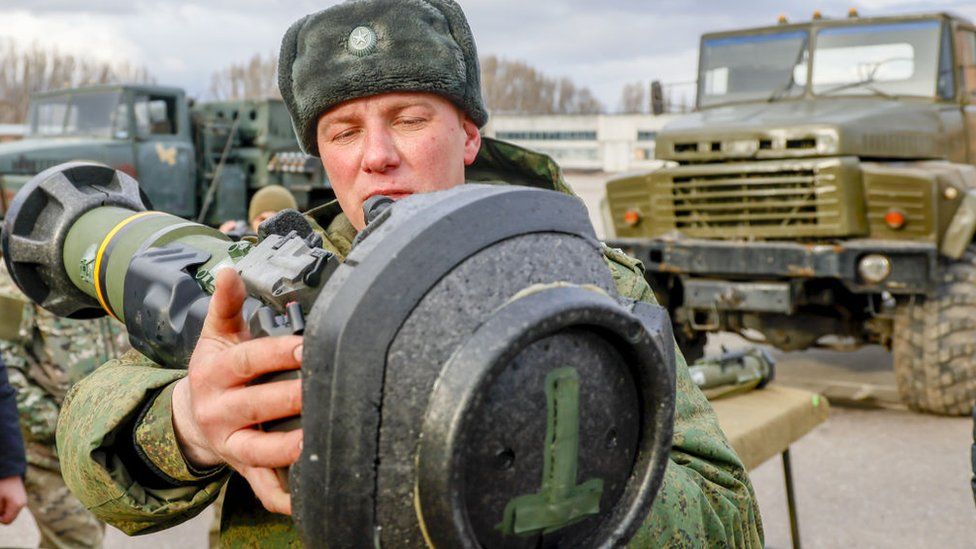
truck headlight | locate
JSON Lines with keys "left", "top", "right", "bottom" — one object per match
{"left": 858, "top": 254, "right": 891, "bottom": 284}
{"left": 815, "top": 129, "right": 839, "bottom": 154}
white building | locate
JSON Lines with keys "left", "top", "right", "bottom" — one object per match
{"left": 482, "top": 113, "right": 677, "bottom": 174}
{"left": 482, "top": 113, "right": 679, "bottom": 238}
{"left": 0, "top": 124, "right": 26, "bottom": 142}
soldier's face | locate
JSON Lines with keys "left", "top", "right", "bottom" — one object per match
{"left": 316, "top": 92, "right": 482, "bottom": 230}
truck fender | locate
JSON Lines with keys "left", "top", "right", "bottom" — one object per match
{"left": 942, "top": 190, "right": 976, "bottom": 259}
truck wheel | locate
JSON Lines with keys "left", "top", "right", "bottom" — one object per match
{"left": 892, "top": 246, "right": 976, "bottom": 415}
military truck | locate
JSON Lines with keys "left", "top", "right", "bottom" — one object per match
{"left": 604, "top": 12, "right": 976, "bottom": 415}
{"left": 0, "top": 84, "right": 332, "bottom": 225}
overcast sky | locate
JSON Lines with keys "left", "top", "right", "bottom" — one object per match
{"left": 4, "top": 0, "right": 976, "bottom": 110}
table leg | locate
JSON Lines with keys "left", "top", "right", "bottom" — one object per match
{"left": 783, "top": 448, "right": 801, "bottom": 549}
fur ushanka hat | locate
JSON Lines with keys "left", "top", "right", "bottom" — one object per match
{"left": 278, "top": 0, "right": 488, "bottom": 157}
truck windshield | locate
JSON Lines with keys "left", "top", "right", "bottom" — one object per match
{"left": 28, "top": 91, "right": 127, "bottom": 138}
{"left": 812, "top": 20, "right": 941, "bottom": 98}
{"left": 698, "top": 30, "right": 809, "bottom": 107}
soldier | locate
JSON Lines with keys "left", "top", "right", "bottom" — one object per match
{"left": 55, "top": 1, "right": 763, "bottom": 546}
{"left": 0, "top": 353, "right": 27, "bottom": 526}
{"left": 0, "top": 260, "right": 127, "bottom": 548}
{"left": 248, "top": 185, "right": 298, "bottom": 231}
{"left": 218, "top": 184, "right": 299, "bottom": 240}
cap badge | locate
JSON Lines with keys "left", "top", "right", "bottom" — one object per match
{"left": 348, "top": 26, "right": 377, "bottom": 56}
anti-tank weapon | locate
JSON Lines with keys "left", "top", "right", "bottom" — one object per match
{"left": 2, "top": 162, "right": 677, "bottom": 548}
{"left": 689, "top": 347, "right": 775, "bottom": 400}
{"left": 1, "top": 161, "right": 326, "bottom": 366}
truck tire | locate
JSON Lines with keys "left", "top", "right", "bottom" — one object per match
{"left": 892, "top": 246, "right": 976, "bottom": 415}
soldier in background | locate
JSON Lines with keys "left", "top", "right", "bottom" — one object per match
{"left": 0, "top": 259, "right": 128, "bottom": 548}
{"left": 218, "top": 185, "right": 298, "bottom": 240}
{"left": 0, "top": 353, "right": 27, "bottom": 525}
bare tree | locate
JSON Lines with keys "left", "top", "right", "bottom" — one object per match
{"left": 0, "top": 39, "right": 154, "bottom": 124}
{"left": 619, "top": 81, "right": 648, "bottom": 114}
{"left": 568, "top": 87, "right": 602, "bottom": 115}
{"left": 480, "top": 55, "right": 603, "bottom": 115}
{"left": 554, "top": 78, "right": 577, "bottom": 114}
{"left": 661, "top": 81, "right": 697, "bottom": 114}
{"left": 208, "top": 53, "right": 280, "bottom": 101}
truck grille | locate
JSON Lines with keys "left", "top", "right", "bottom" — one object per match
{"left": 638, "top": 157, "right": 864, "bottom": 239}
{"left": 669, "top": 169, "right": 820, "bottom": 230}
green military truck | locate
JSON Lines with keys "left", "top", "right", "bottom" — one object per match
{"left": 605, "top": 12, "right": 976, "bottom": 415}
{"left": 0, "top": 84, "right": 332, "bottom": 225}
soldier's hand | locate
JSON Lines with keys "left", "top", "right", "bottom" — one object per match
{"left": 218, "top": 220, "right": 239, "bottom": 234}
{"left": 0, "top": 475, "right": 27, "bottom": 524}
{"left": 172, "top": 268, "right": 303, "bottom": 515}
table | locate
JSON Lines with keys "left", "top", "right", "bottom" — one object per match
{"left": 711, "top": 384, "right": 830, "bottom": 549}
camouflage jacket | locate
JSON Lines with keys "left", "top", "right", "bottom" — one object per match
{"left": 0, "top": 262, "right": 127, "bottom": 468}
{"left": 57, "top": 138, "right": 763, "bottom": 547}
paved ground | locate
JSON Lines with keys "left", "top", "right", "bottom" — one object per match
{"left": 1, "top": 507, "right": 213, "bottom": 548}
{"left": 751, "top": 406, "right": 974, "bottom": 548}
{"left": 707, "top": 334, "right": 975, "bottom": 548}
{"left": 1, "top": 173, "right": 973, "bottom": 546}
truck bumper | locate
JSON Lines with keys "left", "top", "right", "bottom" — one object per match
{"left": 607, "top": 237, "right": 938, "bottom": 297}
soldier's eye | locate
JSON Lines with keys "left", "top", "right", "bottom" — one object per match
{"left": 332, "top": 128, "right": 359, "bottom": 142}
{"left": 396, "top": 117, "right": 426, "bottom": 128}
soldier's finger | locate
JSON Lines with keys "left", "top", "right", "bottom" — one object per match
{"left": 221, "top": 378, "right": 302, "bottom": 428}
{"left": 0, "top": 498, "right": 16, "bottom": 525}
{"left": 225, "top": 427, "right": 303, "bottom": 469}
{"left": 204, "top": 268, "right": 249, "bottom": 338}
{"left": 241, "top": 466, "right": 291, "bottom": 515}
{"left": 220, "top": 337, "right": 303, "bottom": 385}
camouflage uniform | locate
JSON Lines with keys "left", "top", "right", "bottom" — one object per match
{"left": 55, "top": 139, "right": 764, "bottom": 547}
{"left": 0, "top": 262, "right": 128, "bottom": 549}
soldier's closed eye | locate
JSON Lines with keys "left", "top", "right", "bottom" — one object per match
{"left": 331, "top": 128, "right": 360, "bottom": 143}
{"left": 394, "top": 116, "right": 426, "bottom": 128}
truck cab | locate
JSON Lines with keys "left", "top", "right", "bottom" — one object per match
{"left": 0, "top": 85, "right": 332, "bottom": 225}
{"left": 605, "top": 12, "right": 976, "bottom": 415}
{"left": 0, "top": 85, "right": 196, "bottom": 218}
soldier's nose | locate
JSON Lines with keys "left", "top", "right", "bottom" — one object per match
{"left": 361, "top": 131, "right": 400, "bottom": 174}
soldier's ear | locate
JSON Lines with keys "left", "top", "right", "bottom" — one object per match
{"left": 462, "top": 116, "right": 481, "bottom": 166}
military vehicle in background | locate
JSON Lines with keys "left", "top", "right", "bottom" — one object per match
{"left": 605, "top": 12, "right": 976, "bottom": 415}
{"left": 0, "top": 84, "right": 332, "bottom": 225}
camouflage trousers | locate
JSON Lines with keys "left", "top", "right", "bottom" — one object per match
{"left": 25, "top": 446, "right": 104, "bottom": 549}
{"left": 208, "top": 486, "right": 225, "bottom": 548}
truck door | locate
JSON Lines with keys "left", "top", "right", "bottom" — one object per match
{"left": 132, "top": 92, "right": 196, "bottom": 217}
{"left": 956, "top": 25, "right": 976, "bottom": 165}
